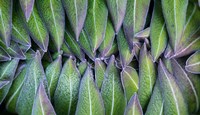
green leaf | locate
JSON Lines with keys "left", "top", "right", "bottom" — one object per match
{"left": 171, "top": 59, "right": 199, "bottom": 113}
{"left": 164, "top": 44, "right": 174, "bottom": 59}
{"left": 36, "top": 0, "right": 65, "bottom": 51}
{"left": 138, "top": 43, "right": 156, "bottom": 109}
{"left": 95, "top": 58, "right": 106, "bottom": 89}
{"left": 117, "top": 29, "right": 134, "bottom": 68}
{"left": 78, "top": 60, "right": 87, "bottom": 76}
{"left": 101, "top": 39, "right": 118, "bottom": 58}
{"left": 161, "top": 0, "right": 188, "bottom": 51}
{"left": 185, "top": 51, "right": 200, "bottom": 74}
{"left": 0, "top": 58, "right": 19, "bottom": 104}
{"left": 121, "top": 66, "right": 139, "bottom": 102}
{"left": 150, "top": 0, "right": 168, "bottom": 62}
{"left": 0, "top": 0, "right": 12, "bottom": 47}
{"left": 76, "top": 66, "right": 105, "bottom": 115}
{"left": 0, "top": 47, "right": 10, "bottom": 61}
{"left": 19, "top": 0, "right": 35, "bottom": 22}
{"left": 79, "top": 30, "right": 95, "bottom": 60}
{"left": 16, "top": 51, "right": 46, "bottom": 115}
{"left": 65, "top": 31, "right": 85, "bottom": 61}
{"left": 145, "top": 80, "right": 164, "bottom": 115}
{"left": 172, "top": 3, "right": 200, "bottom": 58}
{"left": 134, "top": 27, "right": 150, "bottom": 38}
{"left": 99, "top": 19, "right": 115, "bottom": 58}
{"left": 62, "top": 0, "right": 87, "bottom": 40}
{"left": 45, "top": 55, "right": 62, "bottom": 99}
{"left": 123, "top": 0, "right": 151, "bottom": 49}
{"left": 124, "top": 93, "right": 143, "bottom": 115}
{"left": 106, "top": 0, "right": 127, "bottom": 33}
{"left": 101, "top": 55, "right": 126, "bottom": 115}
{"left": 158, "top": 60, "right": 188, "bottom": 115}
{"left": 54, "top": 57, "right": 81, "bottom": 115}
{"left": 5, "top": 64, "right": 27, "bottom": 113}
{"left": 31, "top": 82, "right": 56, "bottom": 115}
{"left": 24, "top": 5, "right": 49, "bottom": 52}
{"left": 84, "top": 0, "right": 108, "bottom": 52}
{"left": 12, "top": 2, "right": 31, "bottom": 47}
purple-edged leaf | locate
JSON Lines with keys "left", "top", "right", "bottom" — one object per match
{"left": 45, "top": 55, "right": 62, "bottom": 100}
{"left": 101, "top": 55, "right": 126, "bottom": 115}
{"left": 65, "top": 31, "right": 85, "bottom": 61}
{"left": 0, "top": 80, "right": 10, "bottom": 89}
{"left": 123, "top": 0, "right": 151, "bottom": 49}
{"left": 106, "top": 0, "right": 127, "bottom": 33}
{"left": 185, "top": 51, "right": 200, "bottom": 74}
{"left": 0, "top": 0, "right": 12, "bottom": 47}
{"left": 32, "top": 82, "right": 56, "bottom": 115}
{"left": 5, "top": 64, "right": 27, "bottom": 113}
{"left": 171, "top": 59, "right": 199, "bottom": 113}
{"left": 61, "top": 41, "right": 73, "bottom": 56}
{"left": 124, "top": 93, "right": 143, "bottom": 115}
{"left": 133, "top": 42, "right": 141, "bottom": 61}
{"left": 19, "top": 0, "right": 35, "bottom": 22}
{"left": 101, "top": 38, "right": 118, "bottom": 59}
{"left": 0, "top": 59, "right": 19, "bottom": 104}
{"left": 99, "top": 19, "right": 115, "bottom": 58}
{"left": 36, "top": 0, "right": 65, "bottom": 52}
{"left": 134, "top": 27, "right": 150, "bottom": 38}
{"left": 172, "top": 3, "right": 200, "bottom": 58}
{"left": 76, "top": 66, "right": 105, "bottom": 115}
{"left": 150, "top": 0, "right": 168, "bottom": 62}
{"left": 54, "top": 57, "right": 81, "bottom": 115}
{"left": 158, "top": 60, "right": 188, "bottom": 115}
{"left": 146, "top": 80, "right": 164, "bottom": 115}
{"left": 138, "top": 43, "right": 156, "bottom": 109}
{"left": 164, "top": 44, "right": 174, "bottom": 59}
{"left": 79, "top": 30, "right": 95, "bottom": 60}
{"left": 78, "top": 60, "right": 88, "bottom": 76}
{"left": 117, "top": 29, "right": 134, "bottom": 68}
{"left": 95, "top": 58, "right": 106, "bottom": 89}
{"left": 0, "top": 47, "right": 10, "bottom": 61}
{"left": 84, "top": 0, "right": 108, "bottom": 52}
{"left": 121, "top": 66, "right": 139, "bottom": 102}
{"left": 161, "top": 0, "right": 188, "bottom": 51}
{"left": 24, "top": 5, "right": 49, "bottom": 52}
{"left": 62, "top": 0, "right": 87, "bottom": 41}
{"left": 16, "top": 51, "right": 46, "bottom": 115}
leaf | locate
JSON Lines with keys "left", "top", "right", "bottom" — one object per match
{"left": 12, "top": 2, "right": 31, "bottom": 47}
{"left": 62, "top": 0, "right": 87, "bottom": 40}
{"left": 99, "top": 19, "right": 115, "bottom": 58}
{"left": 123, "top": 0, "right": 151, "bottom": 49}
{"left": 78, "top": 60, "right": 87, "bottom": 76}
{"left": 172, "top": 3, "right": 200, "bottom": 58}
{"left": 0, "top": 47, "right": 10, "bottom": 61}
{"left": 79, "top": 30, "right": 95, "bottom": 60}
{"left": 5, "top": 64, "right": 27, "bottom": 113}
{"left": 95, "top": 58, "right": 106, "bottom": 89}
{"left": 117, "top": 29, "right": 134, "bottom": 68}
{"left": 65, "top": 31, "right": 85, "bottom": 61}
{"left": 0, "top": 0, "right": 12, "bottom": 47}
{"left": 101, "top": 55, "right": 126, "bottom": 115}
{"left": 161, "top": 0, "right": 188, "bottom": 51}
{"left": 171, "top": 59, "right": 199, "bottom": 113}
{"left": 36, "top": 0, "right": 65, "bottom": 51}
{"left": 0, "top": 80, "right": 10, "bottom": 89}
{"left": 124, "top": 93, "right": 143, "bottom": 115}
{"left": 19, "top": 0, "right": 35, "bottom": 22}
{"left": 145, "top": 80, "right": 164, "bottom": 115}
{"left": 101, "top": 38, "right": 118, "bottom": 58}
{"left": 45, "top": 55, "right": 62, "bottom": 99}
{"left": 84, "top": 0, "right": 108, "bottom": 52}
{"left": 16, "top": 51, "right": 46, "bottom": 115}
{"left": 121, "top": 66, "right": 139, "bottom": 102}
{"left": 0, "top": 58, "right": 19, "bottom": 104}
{"left": 185, "top": 51, "right": 200, "bottom": 74}
{"left": 138, "top": 43, "right": 156, "bottom": 109}
{"left": 158, "top": 60, "right": 188, "bottom": 115}
{"left": 76, "top": 67, "right": 105, "bottom": 115}
{"left": 106, "top": 0, "right": 127, "bottom": 33}
{"left": 54, "top": 57, "right": 81, "bottom": 115}
{"left": 24, "top": 5, "right": 49, "bottom": 52}
{"left": 31, "top": 82, "right": 56, "bottom": 115}
{"left": 164, "top": 44, "right": 174, "bottom": 58}
{"left": 134, "top": 27, "right": 150, "bottom": 38}
{"left": 150, "top": 0, "right": 168, "bottom": 62}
